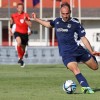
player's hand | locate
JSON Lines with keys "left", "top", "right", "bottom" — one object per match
{"left": 32, "top": 12, "right": 37, "bottom": 20}
{"left": 92, "top": 51, "right": 100, "bottom": 56}
{"left": 28, "top": 32, "right": 31, "bottom": 35}
{"left": 28, "top": 31, "right": 33, "bottom": 36}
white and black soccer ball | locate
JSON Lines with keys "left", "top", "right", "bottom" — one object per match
{"left": 63, "top": 80, "right": 76, "bottom": 94}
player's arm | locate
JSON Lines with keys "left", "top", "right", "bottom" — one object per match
{"left": 32, "top": 13, "right": 52, "bottom": 28}
{"left": 10, "top": 17, "right": 13, "bottom": 25}
{"left": 76, "top": 21, "right": 100, "bottom": 56}
{"left": 81, "top": 36, "right": 100, "bottom": 56}
{"left": 25, "top": 20, "right": 32, "bottom": 27}
{"left": 24, "top": 18, "right": 32, "bottom": 27}
{"left": 81, "top": 36, "right": 93, "bottom": 54}
{"left": 9, "top": 17, "right": 14, "bottom": 36}
{"left": 24, "top": 14, "right": 32, "bottom": 27}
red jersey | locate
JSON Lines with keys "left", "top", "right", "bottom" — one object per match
{"left": 11, "top": 12, "right": 30, "bottom": 34}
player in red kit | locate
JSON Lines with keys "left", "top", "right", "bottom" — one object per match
{"left": 10, "top": 3, "right": 32, "bottom": 67}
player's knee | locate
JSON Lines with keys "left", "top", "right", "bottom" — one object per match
{"left": 94, "top": 66, "right": 98, "bottom": 70}
{"left": 17, "top": 42, "right": 21, "bottom": 46}
{"left": 92, "top": 64, "right": 98, "bottom": 70}
{"left": 93, "top": 67, "right": 98, "bottom": 70}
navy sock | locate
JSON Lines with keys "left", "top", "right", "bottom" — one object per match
{"left": 76, "top": 73, "right": 89, "bottom": 87}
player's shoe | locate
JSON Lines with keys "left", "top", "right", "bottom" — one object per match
{"left": 18, "top": 59, "right": 21, "bottom": 63}
{"left": 81, "top": 87, "right": 94, "bottom": 94}
{"left": 20, "top": 60, "right": 25, "bottom": 68}
{"left": 18, "top": 59, "right": 25, "bottom": 68}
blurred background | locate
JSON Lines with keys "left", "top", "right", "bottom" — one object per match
{"left": 0, "top": 0, "right": 100, "bottom": 64}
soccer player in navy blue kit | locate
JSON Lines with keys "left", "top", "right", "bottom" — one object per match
{"left": 32, "top": 2, "right": 100, "bottom": 94}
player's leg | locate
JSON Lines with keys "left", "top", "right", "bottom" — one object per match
{"left": 15, "top": 36, "right": 25, "bottom": 67}
{"left": 81, "top": 56, "right": 98, "bottom": 93}
{"left": 77, "top": 52, "right": 98, "bottom": 93}
{"left": 18, "top": 34, "right": 28, "bottom": 67}
{"left": 18, "top": 44, "right": 26, "bottom": 68}
{"left": 16, "top": 36, "right": 23, "bottom": 60}
{"left": 21, "top": 44, "right": 26, "bottom": 58}
{"left": 21, "top": 35, "right": 28, "bottom": 58}
{"left": 67, "top": 62, "right": 89, "bottom": 87}
{"left": 84, "top": 56, "right": 98, "bottom": 70}
{"left": 21, "top": 45, "right": 26, "bottom": 51}
{"left": 63, "top": 56, "right": 90, "bottom": 87}
{"left": 77, "top": 45, "right": 98, "bottom": 70}
{"left": 14, "top": 32, "right": 26, "bottom": 67}
{"left": 66, "top": 62, "right": 94, "bottom": 94}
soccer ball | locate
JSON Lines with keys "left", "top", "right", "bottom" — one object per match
{"left": 63, "top": 80, "right": 76, "bottom": 94}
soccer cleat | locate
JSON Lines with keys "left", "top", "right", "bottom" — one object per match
{"left": 81, "top": 87, "right": 94, "bottom": 94}
{"left": 20, "top": 60, "right": 25, "bottom": 68}
{"left": 18, "top": 59, "right": 25, "bottom": 68}
{"left": 18, "top": 59, "right": 21, "bottom": 64}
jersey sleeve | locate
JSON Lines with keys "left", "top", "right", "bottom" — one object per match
{"left": 75, "top": 23, "right": 86, "bottom": 38}
{"left": 25, "top": 13, "right": 30, "bottom": 20}
{"left": 50, "top": 20, "right": 55, "bottom": 27}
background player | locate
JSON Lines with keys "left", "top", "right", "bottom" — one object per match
{"left": 10, "top": 24, "right": 31, "bottom": 35}
{"left": 32, "top": 2, "right": 100, "bottom": 93}
{"left": 9, "top": 24, "right": 31, "bottom": 62}
{"left": 10, "top": 3, "right": 32, "bottom": 67}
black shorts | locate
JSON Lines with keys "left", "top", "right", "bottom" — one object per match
{"left": 14, "top": 32, "right": 29, "bottom": 45}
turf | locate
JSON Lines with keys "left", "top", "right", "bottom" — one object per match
{"left": 0, "top": 64, "right": 100, "bottom": 100}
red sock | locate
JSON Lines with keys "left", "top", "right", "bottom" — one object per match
{"left": 22, "top": 50, "right": 25, "bottom": 57}
{"left": 17, "top": 45, "right": 24, "bottom": 59}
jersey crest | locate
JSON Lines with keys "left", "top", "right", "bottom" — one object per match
{"left": 20, "top": 19, "right": 24, "bottom": 23}
{"left": 67, "top": 24, "right": 71, "bottom": 28}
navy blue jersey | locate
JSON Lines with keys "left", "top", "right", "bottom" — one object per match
{"left": 50, "top": 17, "right": 86, "bottom": 56}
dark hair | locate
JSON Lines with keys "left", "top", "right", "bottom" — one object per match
{"left": 17, "top": 3, "right": 24, "bottom": 7}
{"left": 61, "top": 2, "right": 71, "bottom": 10}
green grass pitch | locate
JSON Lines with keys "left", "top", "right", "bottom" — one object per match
{"left": 0, "top": 64, "right": 100, "bottom": 100}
